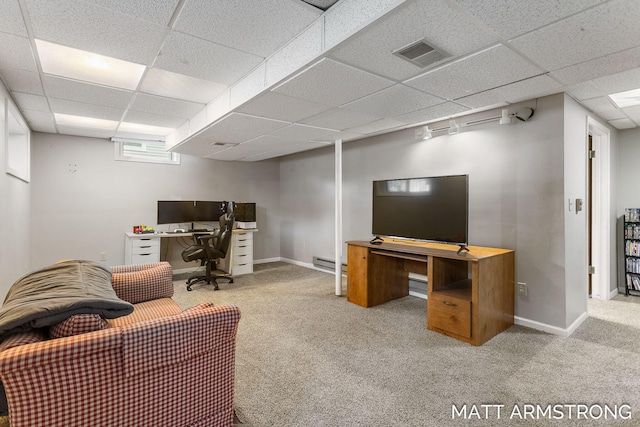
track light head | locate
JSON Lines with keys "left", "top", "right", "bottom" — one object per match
{"left": 514, "top": 107, "right": 534, "bottom": 122}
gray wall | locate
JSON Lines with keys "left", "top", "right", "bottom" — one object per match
{"left": 617, "top": 127, "right": 640, "bottom": 291}
{"left": 0, "top": 85, "right": 31, "bottom": 301}
{"left": 30, "top": 133, "right": 281, "bottom": 269}
{"left": 279, "top": 93, "right": 615, "bottom": 331}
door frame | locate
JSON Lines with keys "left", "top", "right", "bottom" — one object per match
{"left": 587, "top": 116, "right": 611, "bottom": 300}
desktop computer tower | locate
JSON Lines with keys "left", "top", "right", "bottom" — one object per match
{"left": 235, "top": 202, "right": 256, "bottom": 229}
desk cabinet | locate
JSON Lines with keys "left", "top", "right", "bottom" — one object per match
{"left": 219, "top": 229, "right": 257, "bottom": 276}
{"left": 125, "top": 234, "right": 161, "bottom": 265}
{"left": 346, "top": 240, "right": 514, "bottom": 346}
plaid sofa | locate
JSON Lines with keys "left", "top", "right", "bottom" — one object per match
{"left": 0, "top": 262, "right": 241, "bottom": 427}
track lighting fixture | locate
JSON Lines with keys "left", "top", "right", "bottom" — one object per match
{"left": 448, "top": 119, "right": 459, "bottom": 135}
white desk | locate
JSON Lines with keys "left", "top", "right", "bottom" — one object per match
{"left": 124, "top": 229, "right": 257, "bottom": 276}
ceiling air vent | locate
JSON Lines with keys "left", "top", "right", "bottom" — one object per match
{"left": 392, "top": 39, "right": 450, "bottom": 68}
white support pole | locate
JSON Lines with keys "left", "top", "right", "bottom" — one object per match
{"left": 335, "top": 139, "right": 343, "bottom": 296}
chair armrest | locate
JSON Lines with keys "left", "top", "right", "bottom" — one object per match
{"left": 111, "top": 262, "right": 173, "bottom": 304}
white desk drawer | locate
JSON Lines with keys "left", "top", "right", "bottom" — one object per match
{"left": 233, "top": 252, "right": 252, "bottom": 265}
{"left": 131, "top": 238, "right": 160, "bottom": 249}
{"left": 131, "top": 253, "right": 160, "bottom": 264}
{"left": 234, "top": 244, "right": 252, "bottom": 256}
{"left": 233, "top": 262, "right": 253, "bottom": 276}
{"left": 132, "top": 245, "right": 160, "bottom": 255}
{"left": 233, "top": 232, "right": 253, "bottom": 244}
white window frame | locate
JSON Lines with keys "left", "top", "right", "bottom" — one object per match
{"left": 113, "top": 138, "right": 180, "bottom": 165}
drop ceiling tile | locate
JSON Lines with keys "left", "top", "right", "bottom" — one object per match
{"left": 578, "top": 97, "right": 626, "bottom": 121}
{"left": 299, "top": 108, "right": 380, "bottom": 130}
{"left": 341, "top": 84, "right": 444, "bottom": 118}
{"left": 130, "top": 93, "right": 204, "bottom": 119}
{"left": 139, "top": 68, "right": 227, "bottom": 104}
{"left": 42, "top": 75, "right": 133, "bottom": 109}
{"left": 0, "top": 67, "right": 43, "bottom": 95}
{"left": 174, "top": 0, "right": 322, "bottom": 57}
{"left": 345, "top": 117, "right": 407, "bottom": 135}
{"left": 21, "top": 110, "right": 56, "bottom": 133}
{"left": 198, "top": 113, "right": 290, "bottom": 144}
{"left": 12, "top": 92, "right": 50, "bottom": 112}
{"left": 265, "top": 19, "right": 323, "bottom": 87}
{"left": 25, "top": 0, "right": 166, "bottom": 64}
{"left": 244, "top": 135, "right": 305, "bottom": 150}
{"left": 622, "top": 106, "right": 640, "bottom": 123}
{"left": 242, "top": 142, "right": 330, "bottom": 161}
{"left": 83, "top": 0, "right": 180, "bottom": 25}
{"left": 511, "top": 1, "right": 640, "bottom": 71}
{"left": 272, "top": 58, "right": 395, "bottom": 107}
{"left": 608, "top": 118, "right": 637, "bottom": 129}
{"left": 49, "top": 98, "right": 125, "bottom": 121}
{"left": 592, "top": 68, "right": 640, "bottom": 96}
{"left": 456, "top": 75, "right": 562, "bottom": 108}
{"left": 236, "top": 92, "right": 332, "bottom": 122}
{"left": 393, "top": 101, "right": 470, "bottom": 124}
{"left": 56, "top": 124, "right": 115, "bottom": 139}
{"left": 405, "top": 44, "right": 542, "bottom": 100}
{"left": 452, "top": 0, "right": 601, "bottom": 39}
{"left": 330, "top": 0, "right": 497, "bottom": 81}
{"left": 564, "top": 82, "right": 605, "bottom": 101}
{"left": 550, "top": 46, "right": 640, "bottom": 86}
{"left": 0, "top": 0, "right": 28, "bottom": 36}
{"left": 123, "top": 110, "right": 186, "bottom": 128}
{"left": 0, "top": 33, "right": 37, "bottom": 72}
{"left": 172, "top": 136, "right": 231, "bottom": 157}
{"left": 154, "top": 31, "right": 264, "bottom": 85}
{"left": 270, "top": 123, "right": 341, "bottom": 141}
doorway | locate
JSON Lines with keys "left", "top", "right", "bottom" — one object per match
{"left": 587, "top": 117, "right": 611, "bottom": 301}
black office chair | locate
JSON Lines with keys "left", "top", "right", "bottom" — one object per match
{"left": 182, "top": 202, "right": 235, "bottom": 291}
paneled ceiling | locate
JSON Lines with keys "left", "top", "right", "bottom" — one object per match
{"left": 1, "top": 0, "right": 640, "bottom": 161}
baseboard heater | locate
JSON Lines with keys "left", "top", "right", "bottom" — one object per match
{"left": 313, "top": 256, "right": 347, "bottom": 273}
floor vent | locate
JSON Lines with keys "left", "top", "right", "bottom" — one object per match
{"left": 392, "top": 39, "right": 450, "bottom": 68}
{"left": 313, "top": 256, "right": 347, "bottom": 273}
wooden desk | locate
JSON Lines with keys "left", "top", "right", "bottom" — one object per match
{"left": 346, "top": 239, "right": 515, "bottom": 346}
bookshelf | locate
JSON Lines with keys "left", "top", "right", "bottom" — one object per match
{"left": 623, "top": 208, "right": 640, "bottom": 296}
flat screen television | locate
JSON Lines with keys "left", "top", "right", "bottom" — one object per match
{"left": 157, "top": 201, "right": 195, "bottom": 224}
{"left": 372, "top": 174, "right": 468, "bottom": 245}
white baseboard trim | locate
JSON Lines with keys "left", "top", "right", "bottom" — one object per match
{"left": 254, "top": 257, "right": 282, "bottom": 265}
{"left": 279, "top": 257, "right": 340, "bottom": 274}
{"left": 514, "top": 311, "right": 588, "bottom": 337}
{"left": 609, "top": 288, "right": 619, "bottom": 299}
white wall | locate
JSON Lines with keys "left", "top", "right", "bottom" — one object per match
{"left": 279, "top": 93, "right": 617, "bottom": 332}
{"left": 0, "top": 84, "right": 31, "bottom": 301}
{"left": 30, "top": 133, "right": 280, "bottom": 269}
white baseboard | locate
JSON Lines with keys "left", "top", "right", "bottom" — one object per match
{"left": 254, "top": 257, "right": 282, "bottom": 265}
{"left": 514, "top": 311, "right": 588, "bottom": 337}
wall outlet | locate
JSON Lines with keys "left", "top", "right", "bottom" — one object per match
{"left": 517, "top": 282, "right": 527, "bottom": 296}
{"left": 100, "top": 252, "right": 107, "bottom": 261}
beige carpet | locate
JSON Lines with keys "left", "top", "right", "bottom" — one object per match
{"left": 173, "top": 262, "right": 640, "bottom": 427}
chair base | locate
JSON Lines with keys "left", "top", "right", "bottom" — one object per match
{"left": 186, "top": 272, "right": 233, "bottom": 291}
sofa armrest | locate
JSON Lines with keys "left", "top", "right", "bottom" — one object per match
{"left": 0, "top": 304, "right": 241, "bottom": 427}
{"left": 111, "top": 262, "right": 173, "bottom": 304}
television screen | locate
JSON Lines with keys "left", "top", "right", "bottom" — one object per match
{"left": 194, "top": 201, "right": 225, "bottom": 221}
{"left": 157, "top": 201, "right": 195, "bottom": 224}
{"left": 372, "top": 174, "right": 468, "bottom": 244}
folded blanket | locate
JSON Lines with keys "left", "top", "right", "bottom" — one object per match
{"left": 0, "top": 260, "right": 133, "bottom": 339}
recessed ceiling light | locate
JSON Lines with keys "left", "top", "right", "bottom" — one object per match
{"left": 36, "top": 39, "right": 146, "bottom": 90}
{"left": 54, "top": 113, "right": 118, "bottom": 131}
{"left": 609, "top": 88, "right": 640, "bottom": 108}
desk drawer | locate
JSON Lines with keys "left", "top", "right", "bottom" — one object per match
{"left": 234, "top": 244, "right": 252, "bottom": 256}
{"left": 233, "top": 262, "right": 253, "bottom": 276}
{"left": 131, "top": 252, "right": 160, "bottom": 264}
{"left": 428, "top": 292, "right": 471, "bottom": 339}
{"left": 131, "top": 238, "right": 160, "bottom": 249}
{"left": 233, "top": 252, "right": 253, "bottom": 265}
{"left": 233, "top": 232, "right": 253, "bottom": 244}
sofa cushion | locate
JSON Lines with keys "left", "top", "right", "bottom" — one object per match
{"left": 111, "top": 262, "right": 173, "bottom": 304}
{"left": 0, "top": 260, "right": 133, "bottom": 339}
{"left": 0, "top": 330, "right": 46, "bottom": 353}
{"left": 49, "top": 314, "right": 110, "bottom": 339}
{"left": 106, "top": 298, "right": 182, "bottom": 327}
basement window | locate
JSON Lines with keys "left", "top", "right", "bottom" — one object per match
{"left": 113, "top": 138, "right": 180, "bottom": 165}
